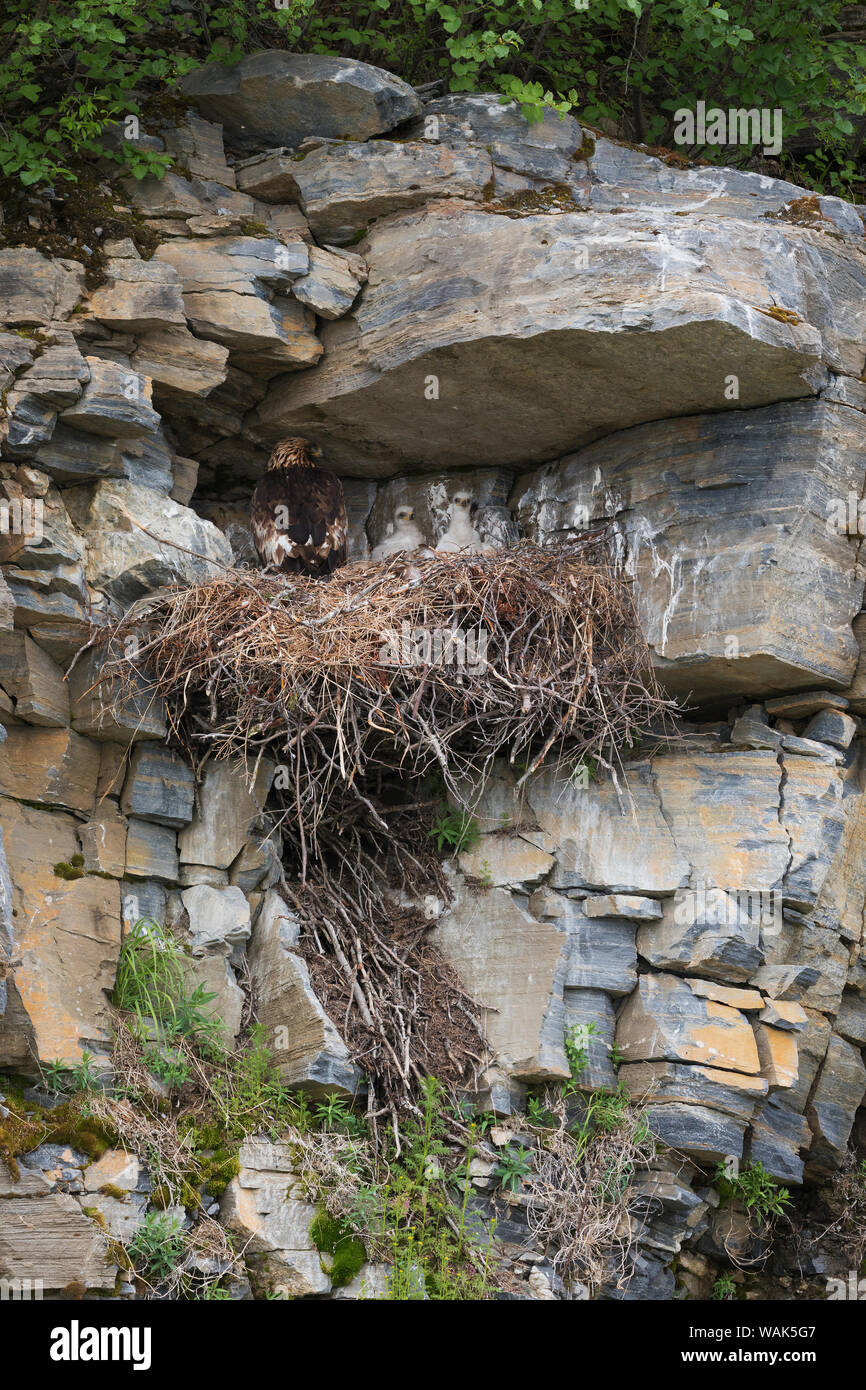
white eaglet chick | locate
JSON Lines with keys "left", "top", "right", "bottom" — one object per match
{"left": 435, "top": 491, "right": 493, "bottom": 554}
{"left": 371, "top": 504, "right": 426, "bottom": 560}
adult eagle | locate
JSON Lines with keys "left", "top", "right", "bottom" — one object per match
{"left": 250, "top": 436, "right": 348, "bottom": 578}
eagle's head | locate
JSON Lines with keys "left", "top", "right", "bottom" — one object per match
{"left": 395, "top": 506, "right": 415, "bottom": 525}
{"left": 267, "top": 437, "right": 324, "bottom": 470}
{"left": 451, "top": 491, "right": 475, "bottom": 514}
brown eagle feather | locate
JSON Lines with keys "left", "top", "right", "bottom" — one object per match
{"left": 250, "top": 437, "right": 348, "bottom": 578}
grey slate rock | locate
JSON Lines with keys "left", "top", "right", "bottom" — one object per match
{"left": 564, "top": 906, "right": 637, "bottom": 996}
{"left": 802, "top": 709, "right": 858, "bottom": 749}
{"left": 645, "top": 1101, "right": 748, "bottom": 1165}
{"left": 730, "top": 706, "right": 781, "bottom": 749}
{"left": 765, "top": 690, "right": 849, "bottom": 719}
{"left": 121, "top": 743, "right": 195, "bottom": 827}
{"left": 181, "top": 51, "right": 422, "bottom": 152}
{"left": 749, "top": 1098, "right": 810, "bottom": 1184}
{"left": 409, "top": 93, "right": 584, "bottom": 187}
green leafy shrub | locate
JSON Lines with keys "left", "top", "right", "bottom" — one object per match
{"left": 428, "top": 805, "right": 481, "bottom": 854}
{"left": 127, "top": 1212, "right": 186, "bottom": 1283}
{"left": 39, "top": 1050, "right": 101, "bottom": 1096}
{"left": 113, "top": 917, "right": 223, "bottom": 1054}
{"left": 493, "top": 1144, "right": 533, "bottom": 1193}
{"left": 564, "top": 1020, "right": 600, "bottom": 1082}
{"left": 714, "top": 1159, "right": 792, "bottom": 1222}
{"left": 712, "top": 1270, "right": 737, "bottom": 1300}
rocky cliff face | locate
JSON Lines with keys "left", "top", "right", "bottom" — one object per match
{"left": 1, "top": 52, "right": 865, "bottom": 1302}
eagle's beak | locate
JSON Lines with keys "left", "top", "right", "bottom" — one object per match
{"left": 311, "top": 444, "right": 323, "bottom": 459}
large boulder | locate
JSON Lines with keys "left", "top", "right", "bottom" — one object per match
{"left": 252, "top": 201, "right": 866, "bottom": 477}
{"left": 278, "top": 137, "right": 493, "bottom": 245}
{"left": 86, "top": 256, "right": 186, "bottom": 332}
{"left": 59, "top": 358, "right": 160, "bottom": 438}
{"left": 181, "top": 51, "right": 422, "bottom": 152}
{"left": 3, "top": 481, "right": 90, "bottom": 661}
{"left": 220, "top": 1137, "right": 330, "bottom": 1297}
{"left": 120, "top": 742, "right": 195, "bottom": 827}
{"left": 154, "top": 237, "right": 321, "bottom": 376}
{"left": 0, "top": 630, "right": 69, "bottom": 726}
{"left": 178, "top": 758, "right": 274, "bottom": 870}
{"left": 805, "top": 1032, "right": 866, "bottom": 1178}
{"left": 586, "top": 138, "right": 864, "bottom": 235}
{"left": 3, "top": 335, "right": 90, "bottom": 455}
{"left": 68, "top": 649, "right": 168, "bottom": 745}
{"left": 0, "top": 1165, "right": 117, "bottom": 1296}
{"left": 63, "top": 478, "right": 232, "bottom": 603}
{"left": 0, "top": 727, "right": 99, "bottom": 814}
{"left": 616, "top": 972, "right": 761, "bottom": 1075}
{"left": 182, "top": 884, "right": 251, "bottom": 956}
{"left": 526, "top": 761, "right": 690, "bottom": 895}
{"left": 131, "top": 324, "right": 230, "bottom": 401}
{"left": 406, "top": 94, "right": 586, "bottom": 187}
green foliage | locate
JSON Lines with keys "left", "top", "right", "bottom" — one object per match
{"left": 38, "top": 1050, "right": 101, "bottom": 1096}
{"left": 127, "top": 1212, "right": 186, "bottom": 1283}
{"left": 207, "top": 1025, "right": 308, "bottom": 1140}
{"left": 113, "top": 918, "right": 224, "bottom": 1056}
{"left": 527, "top": 1094, "right": 557, "bottom": 1127}
{"left": 343, "top": 1077, "right": 495, "bottom": 1299}
{"left": 0, "top": 0, "right": 182, "bottom": 187}
{"left": 0, "top": 1087, "right": 116, "bottom": 1180}
{"left": 568, "top": 1082, "right": 647, "bottom": 1170}
{"left": 564, "top": 1020, "right": 600, "bottom": 1082}
{"left": 428, "top": 805, "right": 481, "bottom": 855}
{"left": 310, "top": 1208, "right": 367, "bottom": 1288}
{"left": 194, "top": 1281, "right": 234, "bottom": 1300}
{"left": 141, "top": 1043, "right": 191, "bottom": 1090}
{"left": 712, "top": 1269, "right": 737, "bottom": 1300}
{"left": 313, "top": 1093, "right": 366, "bottom": 1136}
{"left": 492, "top": 1144, "right": 532, "bottom": 1193}
{"left": 714, "top": 1160, "right": 792, "bottom": 1222}
{"left": 3, "top": 2, "right": 866, "bottom": 196}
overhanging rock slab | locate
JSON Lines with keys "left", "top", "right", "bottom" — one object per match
{"left": 252, "top": 202, "right": 866, "bottom": 477}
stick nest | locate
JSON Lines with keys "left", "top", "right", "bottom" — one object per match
{"left": 105, "top": 538, "right": 675, "bottom": 841}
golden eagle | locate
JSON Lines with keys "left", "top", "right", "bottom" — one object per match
{"left": 250, "top": 436, "right": 348, "bottom": 578}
